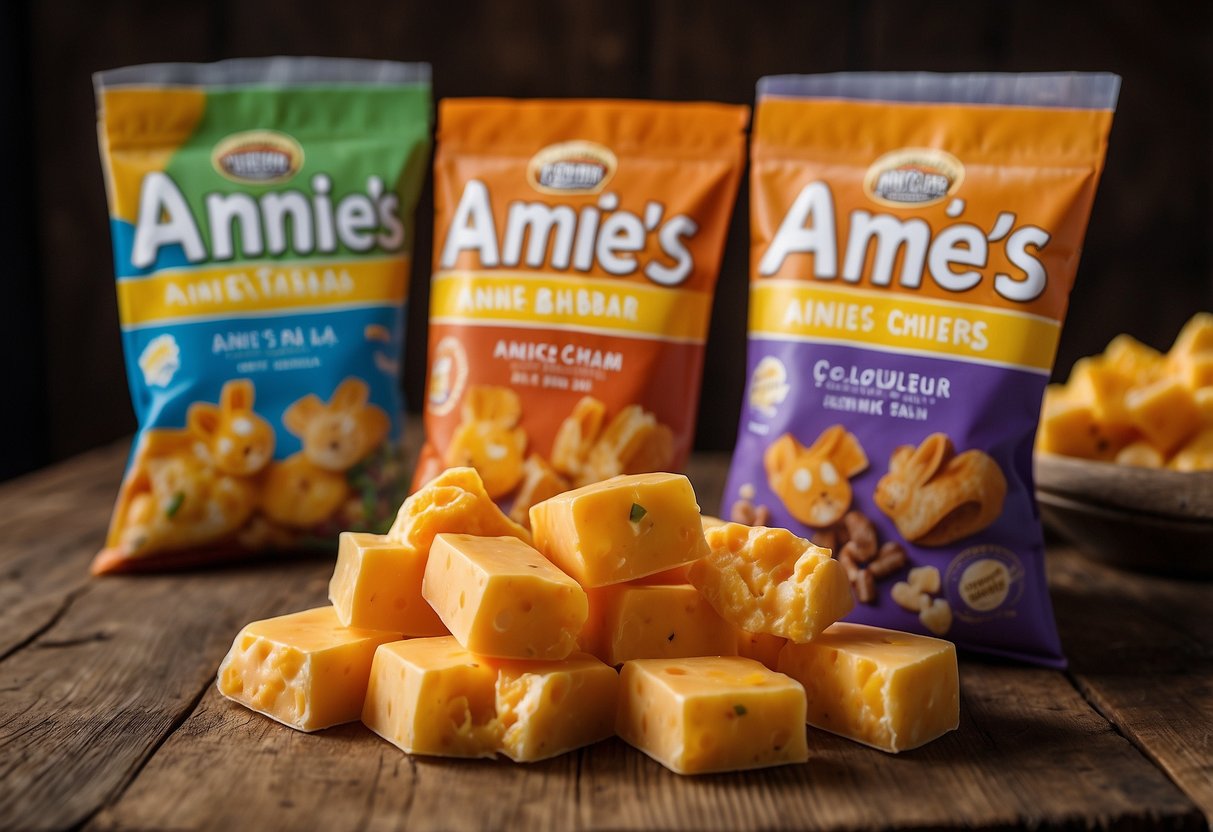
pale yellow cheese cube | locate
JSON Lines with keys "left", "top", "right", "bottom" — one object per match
{"left": 1125, "top": 378, "right": 1200, "bottom": 453}
{"left": 688, "top": 523, "right": 853, "bottom": 643}
{"left": 422, "top": 533, "right": 587, "bottom": 660}
{"left": 387, "top": 466, "right": 531, "bottom": 551}
{"left": 1114, "top": 440, "right": 1165, "bottom": 469}
{"left": 616, "top": 656, "right": 808, "bottom": 775}
{"left": 329, "top": 532, "right": 447, "bottom": 636}
{"left": 362, "top": 637, "right": 501, "bottom": 758}
{"left": 495, "top": 653, "right": 619, "bottom": 762}
{"left": 581, "top": 583, "right": 737, "bottom": 665}
{"left": 736, "top": 630, "right": 787, "bottom": 670}
{"left": 777, "top": 622, "right": 959, "bottom": 753}
{"left": 216, "top": 606, "right": 400, "bottom": 732}
{"left": 529, "top": 473, "right": 709, "bottom": 588}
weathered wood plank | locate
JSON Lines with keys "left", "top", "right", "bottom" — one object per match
{"left": 0, "top": 441, "right": 126, "bottom": 659}
{"left": 0, "top": 558, "right": 332, "bottom": 831}
{"left": 1050, "top": 546, "right": 1213, "bottom": 827}
{"left": 89, "top": 687, "right": 580, "bottom": 832}
{"left": 576, "top": 662, "right": 1203, "bottom": 831}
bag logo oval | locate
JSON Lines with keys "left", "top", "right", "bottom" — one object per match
{"left": 527, "top": 141, "right": 617, "bottom": 194}
{"left": 212, "top": 130, "right": 304, "bottom": 184}
{"left": 863, "top": 148, "right": 964, "bottom": 207}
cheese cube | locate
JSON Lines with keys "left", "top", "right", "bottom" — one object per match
{"left": 616, "top": 657, "right": 808, "bottom": 774}
{"left": 1169, "top": 312, "right": 1213, "bottom": 356}
{"left": 216, "top": 607, "right": 400, "bottom": 732}
{"left": 701, "top": 515, "right": 726, "bottom": 530}
{"left": 1104, "top": 334, "right": 1164, "bottom": 385}
{"left": 387, "top": 466, "right": 532, "bottom": 551}
{"left": 1169, "top": 426, "right": 1213, "bottom": 472}
{"left": 495, "top": 653, "right": 619, "bottom": 762}
{"left": 1170, "top": 350, "right": 1213, "bottom": 390}
{"left": 1196, "top": 388, "right": 1213, "bottom": 427}
{"left": 362, "top": 637, "right": 501, "bottom": 758}
{"left": 529, "top": 473, "right": 709, "bottom": 587}
{"left": 1036, "top": 385, "right": 1132, "bottom": 460}
{"left": 581, "top": 583, "right": 737, "bottom": 665}
{"left": 777, "top": 622, "right": 959, "bottom": 753}
{"left": 329, "top": 533, "right": 447, "bottom": 635}
{"left": 688, "top": 523, "right": 853, "bottom": 643}
{"left": 1125, "top": 378, "right": 1200, "bottom": 453}
{"left": 422, "top": 534, "right": 587, "bottom": 660}
{"left": 1069, "top": 356, "right": 1135, "bottom": 428}
{"left": 1114, "top": 440, "right": 1165, "bottom": 469}
{"left": 736, "top": 630, "right": 787, "bottom": 670}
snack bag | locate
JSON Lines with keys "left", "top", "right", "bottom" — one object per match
{"left": 418, "top": 99, "right": 748, "bottom": 521}
{"left": 93, "top": 58, "right": 431, "bottom": 573}
{"left": 726, "top": 73, "right": 1119, "bottom": 666}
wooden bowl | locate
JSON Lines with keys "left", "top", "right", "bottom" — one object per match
{"left": 1034, "top": 453, "right": 1213, "bottom": 578}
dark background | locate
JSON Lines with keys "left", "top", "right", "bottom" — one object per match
{"left": 2, "top": 0, "right": 1209, "bottom": 481}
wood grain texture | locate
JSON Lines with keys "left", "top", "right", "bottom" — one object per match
{"left": 1051, "top": 546, "right": 1213, "bottom": 827}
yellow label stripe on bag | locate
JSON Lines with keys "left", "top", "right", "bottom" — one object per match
{"left": 430, "top": 271, "right": 714, "bottom": 344}
{"left": 117, "top": 256, "right": 409, "bottom": 329}
{"left": 750, "top": 280, "right": 1061, "bottom": 372}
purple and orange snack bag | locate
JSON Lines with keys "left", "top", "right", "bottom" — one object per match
{"left": 726, "top": 73, "right": 1120, "bottom": 666}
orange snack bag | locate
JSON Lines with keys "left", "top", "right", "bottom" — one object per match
{"left": 418, "top": 100, "right": 748, "bottom": 518}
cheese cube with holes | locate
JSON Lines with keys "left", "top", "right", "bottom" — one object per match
{"left": 362, "top": 637, "right": 501, "bottom": 758}
{"left": 616, "top": 657, "right": 808, "bottom": 774}
{"left": 422, "top": 534, "right": 587, "bottom": 660}
{"left": 329, "top": 533, "right": 448, "bottom": 635}
{"left": 581, "top": 583, "right": 737, "bottom": 665}
{"left": 495, "top": 653, "right": 619, "bottom": 761}
{"left": 216, "top": 607, "right": 400, "bottom": 732}
{"left": 387, "top": 466, "right": 532, "bottom": 551}
{"left": 688, "top": 523, "right": 853, "bottom": 643}
{"left": 529, "top": 473, "right": 710, "bottom": 588}
{"left": 777, "top": 622, "right": 959, "bottom": 753}
{"left": 736, "top": 630, "right": 787, "bottom": 670}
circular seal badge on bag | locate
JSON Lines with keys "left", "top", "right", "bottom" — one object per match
{"left": 527, "top": 141, "right": 617, "bottom": 194}
{"left": 863, "top": 148, "right": 964, "bottom": 208}
{"left": 945, "top": 544, "right": 1025, "bottom": 623}
{"left": 212, "top": 130, "right": 305, "bottom": 184}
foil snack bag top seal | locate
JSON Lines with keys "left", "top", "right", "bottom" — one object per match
{"left": 93, "top": 58, "right": 431, "bottom": 573}
{"left": 726, "top": 73, "right": 1120, "bottom": 666}
{"left": 417, "top": 99, "right": 748, "bottom": 526}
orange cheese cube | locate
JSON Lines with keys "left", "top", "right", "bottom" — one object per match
{"left": 777, "top": 622, "right": 959, "bottom": 753}
{"left": 529, "top": 473, "right": 709, "bottom": 587}
{"left": 1169, "top": 427, "right": 1213, "bottom": 472}
{"left": 422, "top": 534, "right": 587, "bottom": 660}
{"left": 689, "top": 523, "right": 853, "bottom": 643}
{"left": 1196, "top": 388, "right": 1213, "bottom": 427}
{"left": 362, "top": 637, "right": 618, "bottom": 761}
{"left": 495, "top": 653, "right": 619, "bottom": 762}
{"left": 1125, "top": 378, "right": 1200, "bottom": 453}
{"left": 1104, "top": 334, "right": 1164, "bottom": 385}
{"left": 329, "top": 532, "right": 447, "bottom": 635}
{"left": 616, "top": 657, "right": 808, "bottom": 774}
{"left": 387, "top": 466, "right": 531, "bottom": 551}
{"left": 581, "top": 583, "right": 737, "bottom": 666}
{"left": 1170, "top": 350, "right": 1213, "bottom": 390}
{"left": 1069, "top": 356, "right": 1135, "bottom": 428}
{"left": 1036, "top": 385, "right": 1132, "bottom": 460}
{"left": 736, "top": 630, "right": 787, "bottom": 670}
{"left": 216, "top": 607, "right": 400, "bottom": 732}
{"left": 362, "top": 637, "right": 501, "bottom": 758}
{"left": 1169, "top": 312, "right": 1213, "bottom": 356}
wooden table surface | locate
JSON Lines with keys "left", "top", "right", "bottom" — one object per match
{"left": 2, "top": 432, "right": 1211, "bottom": 832}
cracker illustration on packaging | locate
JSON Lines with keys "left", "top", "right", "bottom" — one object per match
{"left": 763, "top": 426, "right": 868, "bottom": 527}
{"left": 445, "top": 386, "right": 528, "bottom": 499}
{"left": 874, "top": 434, "right": 1007, "bottom": 547}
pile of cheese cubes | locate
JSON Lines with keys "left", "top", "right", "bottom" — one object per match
{"left": 217, "top": 468, "right": 959, "bottom": 774}
{"left": 1039, "top": 313, "right": 1213, "bottom": 470}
